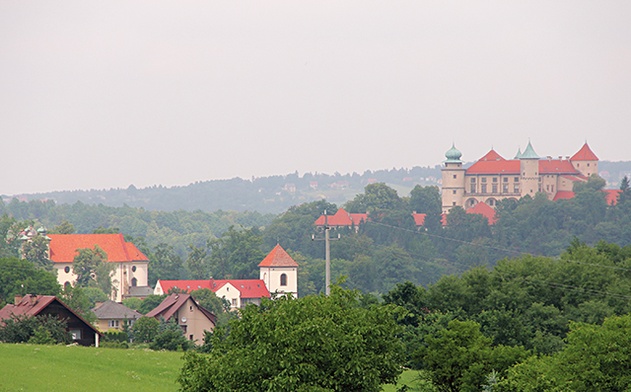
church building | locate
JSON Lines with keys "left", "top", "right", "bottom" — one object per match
{"left": 441, "top": 141, "right": 599, "bottom": 212}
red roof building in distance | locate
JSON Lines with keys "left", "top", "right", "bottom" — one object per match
{"left": 466, "top": 202, "right": 498, "bottom": 225}
{"left": 441, "top": 141, "right": 600, "bottom": 213}
{"left": 313, "top": 208, "right": 368, "bottom": 230}
{"left": 259, "top": 243, "right": 299, "bottom": 298}
{"left": 154, "top": 279, "right": 271, "bottom": 310}
{"left": 0, "top": 294, "right": 101, "bottom": 346}
{"left": 48, "top": 233, "right": 150, "bottom": 303}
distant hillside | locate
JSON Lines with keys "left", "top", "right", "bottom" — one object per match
{"left": 4, "top": 161, "right": 629, "bottom": 214}
{"left": 4, "top": 167, "right": 442, "bottom": 214}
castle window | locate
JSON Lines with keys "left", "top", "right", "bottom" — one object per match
{"left": 452, "top": 190, "right": 456, "bottom": 194}
{"left": 514, "top": 177, "right": 519, "bottom": 182}
{"left": 503, "top": 177, "right": 508, "bottom": 182}
{"left": 280, "top": 273, "right": 287, "bottom": 286}
{"left": 492, "top": 177, "right": 498, "bottom": 183}
{"left": 453, "top": 174, "right": 457, "bottom": 179}
{"left": 481, "top": 178, "right": 487, "bottom": 183}
{"left": 481, "top": 184, "right": 487, "bottom": 193}
{"left": 471, "top": 178, "right": 476, "bottom": 183}
{"left": 503, "top": 184, "right": 509, "bottom": 193}
{"left": 514, "top": 185, "right": 519, "bottom": 193}
{"left": 492, "top": 184, "right": 498, "bottom": 193}
{"left": 470, "top": 184, "right": 476, "bottom": 193}
{"left": 587, "top": 163, "right": 590, "bottom": 167}
{"left": 452, "top": 202, "right": 456, "bottom": 206}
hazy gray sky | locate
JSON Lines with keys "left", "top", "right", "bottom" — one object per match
{"left": 2, "top": 1, "right": 630, "bottom": 195}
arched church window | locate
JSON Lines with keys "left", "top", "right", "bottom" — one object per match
{"left": 280, "top": 273, "right": 287, "bottom": 286}
{"left": 131, "top": 277, "right": 137, "bottom": 287}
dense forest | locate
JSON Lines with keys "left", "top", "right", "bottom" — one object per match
{"left": 1, "top": 174, "right": 630, "bottom": 297}
{"left": 4, "top": 160, "right": 629, "bottom": 213}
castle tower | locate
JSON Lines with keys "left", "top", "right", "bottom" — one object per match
{"left": 570, "top": 142, "right": 599, "bottom": 178}
{"left": 519, "top": 141, "right": 540, "bottom": 198}
{"left": 441, "top": 144, "right": 466, "bottom": 212}
{"left": 258, "top": 244, "right": 298, "bottom": 298}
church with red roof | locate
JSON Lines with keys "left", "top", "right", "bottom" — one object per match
{"left": 441, "top": 141, "right": 599, "bottom": 212}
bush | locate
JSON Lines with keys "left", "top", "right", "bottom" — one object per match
{"left": 0, "top": 315, "right": 71, "bottom": 344}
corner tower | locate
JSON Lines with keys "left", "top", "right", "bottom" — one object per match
{"left": 519, "top": 141, "right": 540, "bottom": 198}
{"left": 570, "top": 142, "right": 599, "bottom": 178}
{"left": 441, "top": 144, "right": 466, "bottom": 212}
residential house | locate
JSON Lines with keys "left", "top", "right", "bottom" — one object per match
{"left": 0, "top": 294, "right": 101, "bottom": 347}
{"left": 145, "top": 293, "right": 216, "bottom": 345}
{"left": 154, "top": 279, "right": 271, "bottom": 310}
{"left": 92, "top": 300, "right": 142, "bottom": 332}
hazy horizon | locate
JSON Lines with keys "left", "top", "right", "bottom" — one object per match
{"left": 2, "top": 1, "right": 630, "bottom": 195}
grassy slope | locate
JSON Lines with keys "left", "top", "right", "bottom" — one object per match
{"left": 0, "top": 344, "right": 183, "bottom": 392}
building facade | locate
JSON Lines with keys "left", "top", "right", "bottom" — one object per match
{"left": 441, "top": 142, "right": 599, "bottom": 212}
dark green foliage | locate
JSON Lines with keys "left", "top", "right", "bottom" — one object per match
{"left": 137, "top": 295, "right": 167, "bottom": 315}
{"left": 59, "top": 286, "right": 97, "bottom": 324}
{"left": 0, "top": 314, "right": 72, "bottom": 345}
{"left": 178, "top": 286, "right": 404, "bottom": 392}
{"left": 131, "top": 316, "right": 160, "bottom": 343}
{"left": 150, "top": 318, "right": 193, "bottom": 351}
{"left": 0, "top": 257, "right": 60, "bottom": 306}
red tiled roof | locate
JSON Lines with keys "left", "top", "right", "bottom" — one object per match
{"left": 48, "top": 234, "right": 148, "bottom": 263}
{"left": 571, "top": 143, "right": 599, "bottom": 161}
{"left": 466, "top": 202, "right": 497, "bottom": 225}
{"left": 553, "top": 191, "right": 576, "bottom": 201}
{"left": 314, "top": 208, "right": 367, "bottom": 227}
{"left": 604, "top": 189, "right": 622, "bottom": 205}
{"left": 478, "top": 149, "right": 506, "bottom": 162}
{"left": 467, "top": 160, "right": 520, "bottom": 175}
{"left": 258, "top": 244, "right": 298, "bottom": 267}
{"left": 210, "top": 279, "right": 271, "bottom": 299}
{"left": 539, "top": 160, "right": 580, "bottom": 175}
{"left": 157, "top": 279, "right": 270, "bottom": 299}
{"left": 412, "top": 213, "right": 426, "bottom": 226}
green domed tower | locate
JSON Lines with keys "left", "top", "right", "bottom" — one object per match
{"left": 441, "top": 144, "right": 466, "bottom": 212}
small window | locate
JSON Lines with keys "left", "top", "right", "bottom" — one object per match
{"left": 503, "top": 177, "right": 508, "bottom": 182}
{"left": 70, "top": 329, "right": 82, "bottom": 340}
{"left": 452, "top": 202, "right": 456, "bottom": 206}
{"left": 189, "top": 305, "right": 193, "bottom": 312}
{"left": 452, "top": 190, "right": 456, "bottom": 194}
{"left": 514, "top": 177, "right": 519, "bottom": 182}
{"left": 471, "top": 178, "right": 476, "bottom": 183}
{"left": 189, "top": 334, "right": 194, "bottom": 340}
{"left": 280, "top": 273, "right": 287, "bottom": 286}
{"left": 481, "top": 178, "right": 487, "bottom": 183}
{"left": 492, "top": 177, "right": 498, "bottom": 183}
{"left": 132, "top": 266, "right": 137, "bottom": 272}
{"left": 231, "top": 298, "right": 237, "bottom": 306}
{"left": 64, "top": 266, "right": 70, "bottom": 273}
{"left": 131, "top": 278, "right": 137, "bottom": 287}
{"left": 453, "top": 174, "right": 457, "bottom": 179}
{"left": 108, "top": 320, "right": 120, "bottom": 328}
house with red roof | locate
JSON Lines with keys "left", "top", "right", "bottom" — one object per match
{"left": 145, "top": 293, "right": 216, "bottom": 345}
{"left": 153, "top": 244, "right": 298, "bottom": 309}
{"left": 0, "top": 294, "right": 102, "bottom": 346}
{"left": 441, "top": 141, "right": 599, "bottom": 212}
{"left": 48, "top": 234, "right": 150, "bottom": 303}
{"left": 313, "top": 208, "right": 368, "bottom": 231}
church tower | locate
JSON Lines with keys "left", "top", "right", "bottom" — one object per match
{"left": 258, "top": 244, "right": 298, "bottom": 298}
{"left": 441, "top": 144, "right": 466, "bottom": 213}
{"left": 519, "top": 141, "right": 540, "bottom": 198}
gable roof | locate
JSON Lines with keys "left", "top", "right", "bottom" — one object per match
{"left": 48, "top": 234, "right": 148, "bottom": 263}
{"left": 157, "top": 279, "right": 271, "bottom": 299}
{"left": 314, "top": 208, "right": 367, "bottom": 227}
{"left": 146, "top": 293, "right": 216, "bottom": 324}
{"left": 478, "top": 149, "right": 505, "bottom": 162}
{"left": 538, "top": 159, "right": 580, "bottom": 175}
{"left": 571, "top": 142, "right": 599, "bottom": 161}
{"left": 258, "top": 244, "right": 299, "bottom": 267}
{"left": 553, "top": 191, "right": 576, "bottom": 201}
{"left": 92, "top": 300, "right": 142, "bottom": 320}
{"left": 466, "top": 202, "right": 497, "bottom": 225}
{"left": 412, "top": 212, "right": 426, "bottom": 226}
{"left": 604, "top": 189, "right": 622, "bottom": 205}
{"left": 0, "top": 295, "right": 101, "bottom": 336}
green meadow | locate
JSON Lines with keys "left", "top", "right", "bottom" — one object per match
{"left": 0, "top": 343, "right": 424, "bottom": 391}
{"left": 0, "top": 344, "right": 183, "bottom": 392}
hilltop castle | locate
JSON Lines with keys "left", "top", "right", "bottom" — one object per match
{"left": 441, "top": 141, "right": 599, "bottom": 212}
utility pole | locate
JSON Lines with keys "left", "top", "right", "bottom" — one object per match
{"left": 313, "top": 210, "right": 339, "bottom": 295}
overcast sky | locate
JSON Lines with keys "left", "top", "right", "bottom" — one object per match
{"left": 1, "top": 1, "right": 630, "bottom": 195}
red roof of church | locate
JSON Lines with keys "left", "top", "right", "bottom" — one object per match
{"left": 48, "top": 234, "right": 148, "bottom": 263}
{"left": 571, "top": 143, "right": 599, "bottom": 161}
{"left": 258, "top": 244, "right": 299, "bottom": 267}
{"left": 466, "top": 202, "right": 497, "bottom": 225}
{"left": 314, "top": 208, "right": 368, "bottom": 227}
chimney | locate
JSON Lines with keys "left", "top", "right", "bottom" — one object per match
{"left": 14, "top": 295, "right": 23, "bottom": 305}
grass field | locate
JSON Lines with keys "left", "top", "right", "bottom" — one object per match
{"left": 0, "top": 343, "right": 432, "bottom": 391}
{"left": 0, "top": 343, "right": 183, "bottom": 392}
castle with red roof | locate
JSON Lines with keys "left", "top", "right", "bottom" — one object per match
{"left": 441, "top": 141, "right": 599, "bottom": 212}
